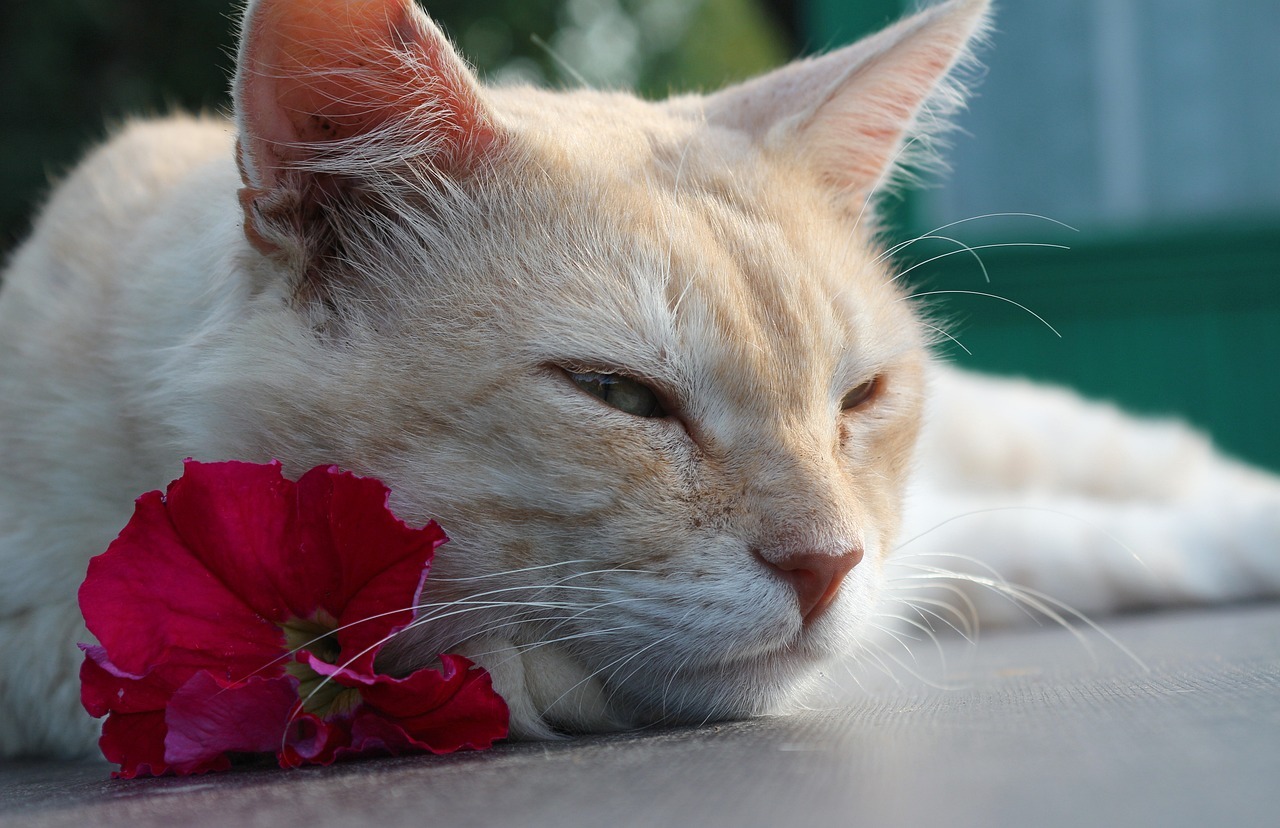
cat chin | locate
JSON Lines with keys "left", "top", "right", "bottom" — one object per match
{"left": 460, "top": 629, "right": 837, "bottom": 739}
{"left": 599, "top": 650, "right": 832, "bottom": 731}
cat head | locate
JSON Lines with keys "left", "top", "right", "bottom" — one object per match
{"left": 196, "top": 0, "right": 990, "bottom": 736}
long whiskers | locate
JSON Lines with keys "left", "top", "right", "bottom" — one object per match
{"left": 859, "top": 622, "right": 965, "bottom": 691}
{"left": 247, "top": 564, "right": 653, "bottom": 742}
{"left": 895, "top": 243, "right": 1070, "bottom": 284}
{"left": 539, "top": 616, "right": 693, "bottom": 723}
{"left": 918, "top": 320, "right": 974, "bottom": 355}
{"left": 881, "top": 234, "right": 993, "bottom": 282}
{"left": 893, "top": 594, "right": 977, "bottom": 641}
{"left": 877, "top": 503, "right": 1159, "bottom": 675}
{"left": 595, "top": 607, "right": 701, "bottom": 721}
{"left": 428, "top": 559, "right": 598, "bottom": 582}
{"left": 900, "top": 287, "right": 1062, "bottom": 338}
{"left": 877, "top": 211, "right": 1078, "bottom": 267}
{"left": 278, "top": 588, "right": 641, "bottom": 741}
{"left": 887, "top": 561, "right": 1149, "bottom": 671}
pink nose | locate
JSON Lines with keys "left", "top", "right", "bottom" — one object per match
{"left": 756, "top": 548, "right": 863, "bottom": 623}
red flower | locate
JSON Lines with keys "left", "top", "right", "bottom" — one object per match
{"left": 78, "top": 460, "right": 508, "bottom": 778}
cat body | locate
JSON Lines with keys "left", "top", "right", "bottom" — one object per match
{"left": 1, "top": 0, "right": 1277, "bottom": 758}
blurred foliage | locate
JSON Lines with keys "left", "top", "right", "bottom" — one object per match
{"left": 0, "top": 0, "right": 788, "bottom": 252}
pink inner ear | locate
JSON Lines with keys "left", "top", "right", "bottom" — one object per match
{"left": 239, "top": 0, "right": 495, "bottom": 188}
{"left": 836, "top": 52, "right": 955, "bottom": 183}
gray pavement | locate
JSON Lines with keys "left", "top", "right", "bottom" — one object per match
{"left": 3, "top": 603, "right": 1278, "bottom": 827}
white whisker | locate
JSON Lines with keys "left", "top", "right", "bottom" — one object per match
{"left": 530, "top": 32, "right": 590, "bottom": 88}
{"left": 859, "top": 633, "right": 962, "bottom": 691}
{"left": 851, "top": 135, "right": 924, "bottom": 237}
{"left": 892, "top": 565, "right": 1149, "bottom": 671}
{"left": 918, "top": 319, "right": 974, "bottom": 355}
{"left": 885, "top": 213, "right": 1078, "bottom": 265}
{"left": 877, "top": 234, "right": 992, "bottom": 282}
{"left": 894, "top": 594, "right": 977, "bottom": 641}
{"left": 893, "top": 243, "right": 1069, "bottom": 284}
{"left": 428, "top": 559, "right": 598, "bottom": 582}
{"left": 900, "top": 287, "right": 1062, "bottom": 337}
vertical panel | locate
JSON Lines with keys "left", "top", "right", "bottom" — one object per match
{"left": 916, "top": 0, "right": 1280, "bottom": 229}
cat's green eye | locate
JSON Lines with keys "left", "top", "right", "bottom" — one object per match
{"left": 568, "top": 371, "right": 666, "bottom": 419}
{"left": 841, "top": 376, "right": 882, "bottom": 411}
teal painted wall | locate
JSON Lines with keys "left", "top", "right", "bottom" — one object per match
{"left": 802, "top": 1, "right": 1280, "bottom": 471}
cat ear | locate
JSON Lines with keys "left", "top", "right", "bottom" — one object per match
{"left": 701, "top": 0, "right": 990, "bottom": 212}
{"left": 233, "top": 0, "right": 499, "bottom": 254}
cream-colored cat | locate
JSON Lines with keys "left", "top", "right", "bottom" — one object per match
{"left": 2, "top": 0, "right": 1277, "bottom": 759}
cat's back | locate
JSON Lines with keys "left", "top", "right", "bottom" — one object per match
{"left": 0, "top": 115, "right": 237, "bottom": 561}
{"left": 0, "top": 114, "right": 238, "bottom": 387}
{"left": 1, "top": 115, "right": 232, "bottom": 313}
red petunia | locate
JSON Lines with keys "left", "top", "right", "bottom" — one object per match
{"left": 78, "top": 460, "right": 508, "bottom": 778}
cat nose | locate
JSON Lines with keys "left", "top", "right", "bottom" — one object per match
{"left": 755, "top": 547, "right": 863, "bottom": 623}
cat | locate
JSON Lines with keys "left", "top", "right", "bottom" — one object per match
{"left": 2, "top": 0, "right": 1278, "bottom": 759}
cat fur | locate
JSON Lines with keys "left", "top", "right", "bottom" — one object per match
{"left": 1, "top": 0, "right": 1277, "bottom": 758}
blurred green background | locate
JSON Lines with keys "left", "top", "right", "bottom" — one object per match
{"left": 0, "top": 0, "right": 790, "bottom": 250}
{"left": 1, "top": 0, "right": 1276, "bottom": 470}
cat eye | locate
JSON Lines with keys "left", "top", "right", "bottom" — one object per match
{"left": 841, "top": 376, "right": 882, "bottom": 411}
{"left": 567, "top": 371, "right": 667, "bottom": 419}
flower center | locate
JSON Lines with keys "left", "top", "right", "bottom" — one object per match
{"left": 280, "top": 611, "right": 362, "bottom": 718}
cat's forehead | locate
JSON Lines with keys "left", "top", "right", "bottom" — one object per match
{"left": 483, "top": 87, "right": 923, "bottom": 403}
{"left": 490, "top": 86, "right": 710, "bottom": 166}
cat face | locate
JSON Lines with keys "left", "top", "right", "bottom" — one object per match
{"left": 201, "top": 0, "right": 989, "bottom": 736}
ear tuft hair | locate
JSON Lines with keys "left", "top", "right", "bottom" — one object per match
{"left": 700, "top": 0, "right": 992, "bottom": 219}
{"left": 233, "top": 0, "right": 500, "bottom": 260}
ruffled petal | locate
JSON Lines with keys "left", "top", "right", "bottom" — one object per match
{"left": 302, "top": 652, "right": 508, "bottom": 753}
{"left": 79, "top": 488, "right": 283, "bottom": 678}
{"left": 343, "top": 713, "right": 421, "bottom": 758}
{"left": 81, "top": 645, "right": 240, "bottom": 778}
{"left": 79, "top": 644, "right": 179, "bottom": 716}
{"left": 293, "top": 467, "right": 446, "bottom": 671}
{"left": 99, "top": 710, "right": 178, "bottom": 779}
{"left": 361, "top": 654, "right": 510, "bottom": 752}
{"left": 164, "top": 671, "right": 301, "bottom": 772}
{"left": 80, "top": 652, "right": 175, "bottom": 778}
{"left": 278, "top": 713, "right": 349, "bottom": 768}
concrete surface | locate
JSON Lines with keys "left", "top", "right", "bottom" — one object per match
{"left": 2, "top": 604, "right": 1278, "bottom": 828}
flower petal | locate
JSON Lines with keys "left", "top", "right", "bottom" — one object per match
{"left": 361, "top": 654, "right": 510, "bottom": 752}
{"left": 80, "top": 644, "right": 188, "bottom": 716}
{"left": 162, "top": 460, "right": 312, "bottom": 623}
{"left": 292, "top": 466, "right": 447, "bottom": 671}
{"left": 278, "top": 712, "right": 349, "bottom": 768}
{"left": 80, "top": 647, "right": 241, "bottom": 778}
{"left": 97, "top": 706, "right": 232, "bottom": 779}
{"left": 342, "top": 713, "right": 422, "bottom": 758}
{"left": 77, "top": 460, "right": 503, "bottom": 776}
{"left": 79, "top": 488, "right": 283, "bottom": 678}
{"left": 99, "top": 710, "right": 177, "bottom": 779}
{"left": 302, "top": 652, "right": 508, "bottom": 753}
{"left": 163, "top": 671, "right": 301, "bottom": 772}
{"left": 80, "top": 651, "right": 174, "bottom": 778}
